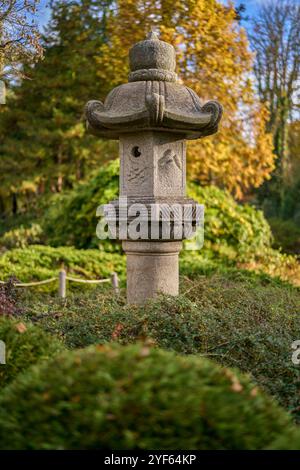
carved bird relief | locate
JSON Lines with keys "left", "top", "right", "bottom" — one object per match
{"left": 158, "top": 149, "right": 182, "bottom": 171}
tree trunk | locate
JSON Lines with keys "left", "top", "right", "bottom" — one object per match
{"left": 12, "top": 193, "right": 18, "bottom": 215}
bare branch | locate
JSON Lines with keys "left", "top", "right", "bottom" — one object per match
{"left": 0, "top": 0, "right": 43, "bottom": 80}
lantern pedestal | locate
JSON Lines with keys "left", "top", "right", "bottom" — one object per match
{"left": 123, "top": 241, "right": 181, "bottom": 304}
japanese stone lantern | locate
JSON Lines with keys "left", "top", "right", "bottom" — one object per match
{"left": 85, "top": 31, "right": 222, "bottom": 304}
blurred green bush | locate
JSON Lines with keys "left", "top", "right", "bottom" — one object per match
{"left": 0, "top": 224, "right": 44, "bottom": 251}
{"left": 0, "top": 317, "right": 63, "bottom": 387}
{"left": 40, "top": 160, "right": 300, "bottom": 285}
{"left": 269, "top": 217, "right": 300, "bottom": 254}
{"left": 42, "top": 160, "right": 273, "bottom": 261}
{"left": 43, "top": 159, "right": 120, "bottom": 250}
{"left": 0, "top": 342, "right": 296, "bottom": 450}
{"left": 188, "top": 182, "right": 273, "bottom": 262}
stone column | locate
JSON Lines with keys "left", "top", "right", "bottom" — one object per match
{"left": 119, "top": 131, "right": 186, "bottom": 303}
{"left": 123, "top": 241, "right": 182, "bottom": 304}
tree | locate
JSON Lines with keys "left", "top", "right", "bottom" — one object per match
{"left": 0, "top": 0, "right": 43, "bottom": 80}
{"left": 276, "top": 120, "right": 300, "bottom": 221}
{"left": 0, "top": 0, "right": 276, "bottom": 217}
{"left": 0, "top": 0, "right": 115, "bottom": 215}
{"left": 250, "top": 0, "right": 300, "bottom": 185}
{"left": 289, "top": 121, "right": 300, "bottom": 185}
{"left": 97, "top": 0, "right": 275, "bottom": 198}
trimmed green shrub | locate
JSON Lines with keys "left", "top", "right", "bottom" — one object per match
{"left": 0, "top": 343, "right": 296, "bottom": 450}
{"left": 22, "top": 272, "right": 300, "bottom": 422}
{"left": 187, "top": 182, "right": 273, "bottom": 262}
{"left": 0, "top": 245, "right": 125, "bottom": 285}
{"left": 43, "top": 159, "right": 120, "bottom": 249}
{"left": 0, "top": 224, "right": 43, "bottom": 251}
{"left": 0, "top": 317, "right": 64, "bottom": 387}
{"left": 186, "top": 185, "right": 300, "bottom": 286}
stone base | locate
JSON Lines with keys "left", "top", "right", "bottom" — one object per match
{"left": 122, "top": 240, "right": 182, "bottom": 305}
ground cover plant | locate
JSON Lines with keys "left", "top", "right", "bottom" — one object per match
{"left": 17, "top": 269, "right": 300, "bottom": 424}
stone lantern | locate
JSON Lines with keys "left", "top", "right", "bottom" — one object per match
{"left": 85, "top": 31, "right": 222, "bottom": 304}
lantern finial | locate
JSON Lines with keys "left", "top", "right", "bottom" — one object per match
{"left": 146, "top": 30, "right": 159, "bottom": 40}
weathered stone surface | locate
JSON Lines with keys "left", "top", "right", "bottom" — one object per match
{"left": 85, "top": 81, "right": 222, "bottom": 140}
{"left": 129, "top": 31, "right": 176, "bottom": 79}
{"left": 120, "top": 131, "right": 186, "bottom": 198}
{"left": 85, "top": 32, "right": 222, "bottom": 140}
{"left": 123, "top": 241, "right": 181, "bottom": 304}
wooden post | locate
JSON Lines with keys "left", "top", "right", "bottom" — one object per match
{"left": 59, "top": 269, "right": 67, "bottom": 298}
{"left": 111, "top": 272, "right": 119, "bottom": 295}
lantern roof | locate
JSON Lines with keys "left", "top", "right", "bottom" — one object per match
{"left": 85, "top": 31, "right": 222, "bottom": 140}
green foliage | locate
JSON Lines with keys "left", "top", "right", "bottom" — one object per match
{"left": 0, "top": 245, "right": 125, "bottom": 285}
{"left": 39, "top": 160, "right": 300, "bottom": 285}
{"left": 0, "top": 342, "right": 296, "bottom": 450}
{"left": 0, "top": 157, "right": 298, "bottom": 285}
{"left": 1, "top": 155, "right": 298, "bottom": 283}
{"left": 269, "top": 217, "right": 300, "bottom": 254}
{"left": 280, "top": 179, "right": 300, "bottom": 222}
{"left": 0, "top": 0, "right": 116, "bottom": 215}
{"left": 44, "top": 159, "right": 120, "bottom": 249}
{"left": 21, "top": 272, "right": 300, "bottom": 422}
{"left": 43, "top": 159, "right": 272, "bottom": 259}
{"left": 188, "top": 182, "right": 273, "bottom": 262}
{"left": 0, "top": 317, "right": 63, "bottom": 388}
{"left": 0, "top": 224, "right": 43, "bottom": 250}
{"left": 268, "top": 428, "right": 300, "bottom": 450}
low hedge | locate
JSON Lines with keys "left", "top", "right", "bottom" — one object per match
{"left": 0, "top": 343, "right": 296, "bottom": 450}
{"left": 0, "top": 317, "right": 64, "bottom": 387}
{"left": 0, "top": 245, "right": 125, "bottom": 286}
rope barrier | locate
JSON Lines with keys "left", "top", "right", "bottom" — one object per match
{"left": 66, "top": 276, "right": 110, "bottom": 284}
{"left": 0, "top": 278, "right": 57, "bottom": 286}
{"left": 15, "top": 278, "right": 57, "bottom": 287}
{"left": 0, "top": 270, "right": 120, "bottom": 298}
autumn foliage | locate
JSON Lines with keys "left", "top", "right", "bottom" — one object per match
{"left": 98, "top": 0, "right": 275, "bottom": 198}
{"left": 0, "top": 0, "right": 276, "bottom": 212}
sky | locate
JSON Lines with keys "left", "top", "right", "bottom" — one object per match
{"left": 35, "top": 0, "right": 266, "bottom": 31}
{"left": 36, "top": 0, "right": 51, "bottom": 29}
